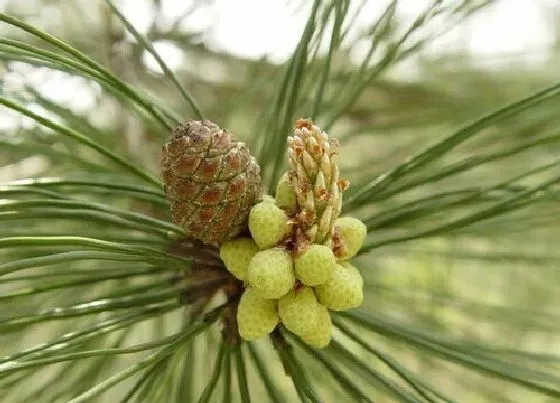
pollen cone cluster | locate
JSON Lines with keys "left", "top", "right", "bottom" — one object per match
{"left": 162, "top": 120, "right": 261, "bottom": 244}
{"left": 219, "top": 118, "right": 368, "bottom": 348}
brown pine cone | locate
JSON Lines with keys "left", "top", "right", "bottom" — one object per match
{"left": 162, "top": 120, "right": 261, "bottom": 244}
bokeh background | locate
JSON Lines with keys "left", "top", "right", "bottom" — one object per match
{"left": 1, "top": 0, "right": 560, "bottom": 402}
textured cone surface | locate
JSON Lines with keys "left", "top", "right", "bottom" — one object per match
{"left": 301, "top": 304, "right": 332, "bottom": 348}
{"left": 334, "top": 217, "right": 367, "bottom": 260}
{"left": 162, "top": 120, "right": 261, "bottom": 244}
{"left": 247, "top": 248, "right": 295, "bottom": 299}
{"left": 237, "top": 288, "right": 279, "bottom": 340}
{"left": 220, "top": 238, "right": 259, "bottom": 281}
{"left": 278, "top": 287, "right": 320, "bottom": 336}
{"left": 340, "top": 261, "right": 364, "bottom": 287}
{"left": 275, "top": 172, "right": 297, "bottom": 213}
{"left": 248, "top": 202, "right": 290, "bottom": 249}
{"left": 295, "top": 244, "right": 336, "bottom": 286}
{"left": 316, "top": 264, "right": 363, "bottom": 311}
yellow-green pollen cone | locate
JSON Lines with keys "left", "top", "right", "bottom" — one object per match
{"left": 219, "top": 238, "right": 259, "bottom": 281}
{"left": 315, "top": 263, "right": 363, "bottom": 311}
{"left": 246, "top": 248, "right": 295, "bottom": 299}
{"left": 295, "top": 244, "right": 336, "bottom": 286}
{"left": 301, "top": 304, "right": 332, "bottom": 348}
{"left": 278, "top": 286, "right": 320, "bottom": 336}
{"left": 248, "top": 201, "right": 290, "bottom": 249}
{"left": 237, "top": 288, "right": 279, "bottom": 341}
{"left": 340, "top": 261, "right": 364, "bottom": 287}
{"left": 334, "top": 216, "right": 367, "bottom": 260}
{"left": 275, "top": 172, "right": 297, "bottom": 213}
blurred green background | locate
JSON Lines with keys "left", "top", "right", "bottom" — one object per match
{"left": 1, "top": 1, "right": 560, "bottom": 402}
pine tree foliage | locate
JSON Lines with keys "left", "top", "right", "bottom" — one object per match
{"left": 1, "top": 0, "right": 560, "bottom": 401}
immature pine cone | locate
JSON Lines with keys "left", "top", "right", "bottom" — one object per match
{"left": 162, "top": 120, "right": 261, "bottom": 244}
